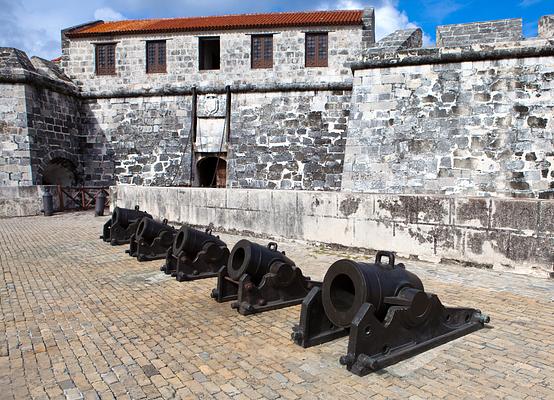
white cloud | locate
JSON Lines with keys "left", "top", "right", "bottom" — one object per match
{"left": 319, "top": 0, "right": 432, "bottom": 46}
{"left": 0, "top": 0, "right": 433, "bottom": 59}
{"left": 519, "top": 0, "right": 544, "bottom": 7}
{"left": 94, "top": 7, "right": 125, "bottom": 21}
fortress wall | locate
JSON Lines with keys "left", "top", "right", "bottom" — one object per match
{"left": 343, "top": 41, "right": 554, "bottom": 199}
{"left": 0, "top": 83, "right": 32, "bottom": 186}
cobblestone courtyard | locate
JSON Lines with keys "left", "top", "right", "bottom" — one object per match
{"left": 0, "top": 212, "right": 553, "bottom": 400}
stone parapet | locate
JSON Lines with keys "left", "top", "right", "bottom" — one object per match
{"left": 112, "top": 185, "right": 554, "bottom": 278}
{"left": 539, "top": 15, "right": 554, "bottom": 38}
{"left": 436, "top": 18, "right": 522, "bottom": 47}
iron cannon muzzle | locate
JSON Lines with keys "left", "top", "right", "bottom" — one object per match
{"left": 227, "top": 240, "right": 295, "bottom": 283}
{"left": 322, "top": 251, "right": 423, "bottom": 328}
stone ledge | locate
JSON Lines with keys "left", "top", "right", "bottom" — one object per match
{"left": 351, "top": 40, "right": 554, "bottom": 71}
{"left": 79, "top": 81, "right": 354, "bottom": 99}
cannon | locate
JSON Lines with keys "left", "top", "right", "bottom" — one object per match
{"left": 211, "top": 240, "right": 320, "bottom": 315}
{"left": 292, "top": 251, "right": 489, "bottom": 376}
{"left": 100, "top": 206, "right": 152, "bottom": 245}
{"left": 127, "top": 217, "right": 177, "bottom": 261}
{"left": 161, "top": 226, "right": 229, "bottom": 281}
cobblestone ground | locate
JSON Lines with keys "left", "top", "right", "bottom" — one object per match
{"left": 1, "top": 212, "right": 553, "bottom": 400}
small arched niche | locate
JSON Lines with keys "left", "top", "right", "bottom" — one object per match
{"left": 41, "top": 157, "right": 78, "bottom": 186}
{"left": 196, "top": 156, "right": 227, "bottom": 188}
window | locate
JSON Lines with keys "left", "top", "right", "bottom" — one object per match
{"left": 305, "top": 33, "right": 328, "bottom": 67}
{"left": 199, "top": 37, "right": 220, "bottom": 70}
{"left": 146, "top": 40, "right": 166, "bottom": 73}
{"left": 251, "top": 35, "right": 273, "bottom": 69}
{"left": 95, "top": 43, "right": 116, "bottom": 75}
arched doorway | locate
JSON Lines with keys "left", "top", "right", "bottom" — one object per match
{"left": 196, "top": 156, "right": 227, "bottom": 188}
{"left": 41, "top": 157, "right": 78, "bottom": 186}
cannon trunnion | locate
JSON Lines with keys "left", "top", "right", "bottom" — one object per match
{"left": 127, "top": 217, "right": 177, "bottom": 261}
{"left": 211, "top": 240, "right": 320, "bottom": 315}
{"left": 100, "top": 206, "right": 152, "bottom": 245}
{"left": 161, "top": 226, "right": 229, "bottom": 282}
{"left": 292, "top": 251, "right": 489, "bottom": 375}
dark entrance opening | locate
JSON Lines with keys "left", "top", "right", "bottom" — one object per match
{"left": 42, "top": 158, "right": 78, "bottom": 186}
{"left": 199, "top": 37, "right": 220, "bottom": 70}
{"left": 196, "top": 156, "right": 226, "bottom": 188}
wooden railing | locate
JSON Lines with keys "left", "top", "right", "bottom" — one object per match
{"left": 55, "top": 186, "right": 110, "bottom": 211}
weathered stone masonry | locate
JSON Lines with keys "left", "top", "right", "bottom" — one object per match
{"left": 2, "top": 10, "right": 554, "bottom": 200}
{"left": 0, "top": 48, "right": 84, "bottom": 186}
{"left": 343, "top": 39, "right": 554, "bottom": 199}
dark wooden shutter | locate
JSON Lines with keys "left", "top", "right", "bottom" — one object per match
{"left": 251, "top": 35, "right": 273, "bottom": 69}
{"left": 305, "top": 33, "right": 328, "bottom": 67}
{"left": 146, "top": 41, "right": 166, "bottom": 73}
{"left": 95, "top": 43, "right": 116, "bottom": 75}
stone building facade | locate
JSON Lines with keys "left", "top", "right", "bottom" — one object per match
{"left": 1, "top": 9, "right": 553, "bottom": 199}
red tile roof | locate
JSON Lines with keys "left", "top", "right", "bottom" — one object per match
{"left": 67, "top": 10, "right": 364, "bottom": 38}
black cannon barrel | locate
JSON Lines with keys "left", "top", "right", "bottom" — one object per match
{"left": 227, "top": 240, "right": 295, "bottom": 283}
{"left": 136, "top": 217, "right": 173, "bottom": 242}
{"left": 322, "top": 251, "right": 424, "bottom": 328}
{"left": 112, "top": 206, "right": 152, "bottom": 228}
{"left": 173, "top": 226, "right": 226, "bottom": 255}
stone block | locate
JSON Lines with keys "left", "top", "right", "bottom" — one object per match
{"left": 454, "top": 197, "right": 490, "bottom": 229}
{"left": 373, "top": 195, "right": 418, "bottom": 224}
{"left": 416, "top": 196, "right": 451, "bottom": 225}
{"left": 491, "top": 199, "right": 538, "bottom": 232}
{"left": 298, "top": 191, "right": 338, "bottom": 217}
{"left": 538, "top": 200, "right": 554, "bottom": 234}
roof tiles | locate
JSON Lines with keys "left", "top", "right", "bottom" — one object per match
{"left": 67, "top": 10, "right": 364, "bottom": 38}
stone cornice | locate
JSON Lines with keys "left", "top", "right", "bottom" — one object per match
{"left": 351, "top": 40, "right": 554, "bottom": 71}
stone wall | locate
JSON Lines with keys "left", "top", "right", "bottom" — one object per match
{"left": 0, "top": 48, "right": 86, "bottom": 186}
{"left": 25, "top": 84, "right": 83, "bottom": 184}
{"left": 0, "top": 83, "right": 32, "bottom": 186}
{"left": 229, "top": 90, "right": 351, "bottom": 190}
{"left": 81, "top": 96, "right": 193, "bottom": 186}
{"left": 436, "top": 19, "right": 522, "bottom": 47}
{"left": 0, "top": 185, "right": 57, "bottom": 217}
{"left": 82, "top": 89, "right": 351, "bottom": 190}
{"left": 344, "top": 40, "right": 554, "bottom": 198}
{"left": 112, "top": 185, "right": 554, "bottom": 278}
{"left": 63, "top": 25, "right": 367, "bottom": 96}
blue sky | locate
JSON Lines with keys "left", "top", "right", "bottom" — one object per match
{"left": 0, "top": 0, "right": 551, "bottom": 60}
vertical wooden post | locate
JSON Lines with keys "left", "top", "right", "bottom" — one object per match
{"left": 190, "top": 87, "right": 197, "bottom": 186}
{"left": 57, "top": 185, "right": 64, "bottom": 211}
{"left": 225, "top": 85, "right": 231, "bottom": 142}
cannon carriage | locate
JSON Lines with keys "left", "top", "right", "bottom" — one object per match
{"left": 292, "top": 251, "right": 489, "bottom": 375}
{"left": 127, "top": 217, "right": 177, "bottom": 261}
{"left": 161, "top": 226, "right": 230, "bottom": 281}
{"left": 100, "top": 206, "right": 152, "bottom": 245}
{"left": 211, "top": 240, "right": 320, "bottom": 315}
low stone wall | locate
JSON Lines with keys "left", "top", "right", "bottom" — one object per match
{"left": 112, "top": 185, "right": 554, "bottom": 278}
{"left": 0, "top": 185, "right": 56, "bottom": 217}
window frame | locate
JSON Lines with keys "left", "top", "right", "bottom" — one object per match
{"left": 198, "top": 36, "right": 221, "bottom": 71}
{"left": 251, "top": 34, "right": 273, "bottom": 69}
{"left": 305, "top": 32, "right": 328, "bottom": 68}
{"left": 146, "top": 40, "right": 167, "bottom": 74}
{"left": 95, "top": 43, "right": 116, "bottom": 76}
